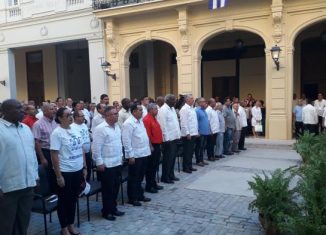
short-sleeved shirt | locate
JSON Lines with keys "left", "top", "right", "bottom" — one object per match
{"left": 223, "top": 106, "right": 236, "bottom": 129}
{"left": 33, "top": 117, "right": 57, "bottom": 149}
{"left": 22, "top": 115, "right": 38, "bottom": 129}
{"left": 71, "top": 123, "right": 91, "bottom": 153}
{"left": 293, "top": 105, "right": 303, "bottom": 122}
{"left": 50, "top": 126, "right": 84, "bottom": 172}
{"left": 195, "top": 107, "right": 210, "bottom": 135}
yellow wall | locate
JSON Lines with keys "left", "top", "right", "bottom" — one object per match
{"left": 15, "top": 45, "right": 58, "bottom": 102}
{"left": 95, "top": 0, "right": 326, "bottom": 139}
{"left": 202, "top": 57, "right": 265, "bottom": 101}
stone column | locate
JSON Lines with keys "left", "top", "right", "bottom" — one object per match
{"left": 0, "top": 49, "right": 16, "bottom": 101}
{"left": 193, "top": 55, "right": 202, "bottom": 97}
{"left": 146, "top": 42, "right": 155, "bottom": 98}
{"left": 265, "top": 44, "right": 290, "bottom": 140}
{"left": 87, "top": 37, "right": 107, "bottom": 103}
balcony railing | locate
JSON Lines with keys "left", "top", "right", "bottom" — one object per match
{"left": 92, "top": 0, "right": 156, "bottom": 10}
{"left": 67, "top": 0, "right": 85, "bottom": 6}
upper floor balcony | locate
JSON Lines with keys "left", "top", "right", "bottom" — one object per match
{"left": 92, "top": 0, "right": 158, "bottom": 10}
{"left": 0, "top": 0, "right": 93, "bottom": 24}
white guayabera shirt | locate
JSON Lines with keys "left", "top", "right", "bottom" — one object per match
{"left": 157, "top": 103, "right": 181, "bottom": 142}
{"left": 179, "top": 103, "right": 198, "bottom": 137}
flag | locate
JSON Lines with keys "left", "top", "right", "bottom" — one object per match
{"left": 208, "top": 0, "right": 227, "bottom": 10}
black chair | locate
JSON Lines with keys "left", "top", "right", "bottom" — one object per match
{"left": 120, "top": 160, "right": 129, "bottom": 205}
{"left": 77, "top": 180, "right": 102, "bottom": 224}
{"left": 32, "top": 165, "right": 58, "bottom": 235}
{"left": 176, "top": 139, "right": 184, "bottom": 172}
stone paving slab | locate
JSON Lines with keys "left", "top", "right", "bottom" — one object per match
{"left": 186, "top": 170, "right": 256, "bottom": 197}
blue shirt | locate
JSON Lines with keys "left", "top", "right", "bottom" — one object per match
{"left": 293, "top": 105, "right": 303, "bottom": 122}
{"left": 195, "top": 107, "right": 210, "bottom": 135}
{"left": 0, "top": 118, "right": 38, "bottom": 193}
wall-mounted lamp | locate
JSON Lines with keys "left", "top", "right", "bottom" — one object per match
{"left": 0, "top": 80, "right": 6, "bottom": 86}
{"left": 101, "top": 60, "right": 116, "bottom": 81}
{"left": 270, "top": 45, "right": 281, "bottom": 71}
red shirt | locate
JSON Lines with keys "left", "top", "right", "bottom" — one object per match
{"left": 22, "top": 115, "right": 38, "bottom": 129}
{"left": 143, "top": 114, "right": 163, "bottom": 144}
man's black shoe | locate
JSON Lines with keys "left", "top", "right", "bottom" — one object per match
{"left": 128, "top": 200, "right": 142, "bottom": 206}
{"left": 145, "top": 188, "right": 158, "bottom": 193}
{"left": 183, "top": 169, "right": 192, "bottom": 174}
{"left": 190, "top": 167, "right": 197, "bottom": 171}
{"left": 161, "top": 179, "right": 174, "bottom": 184}
{"left": 154, "top": 185, "right": 164, "bottom": 190}
{"left": 113, "top": 210, "right": 125, "bottom": 216}
{"left": 102, "top": 214, "right": 116, "bottom": 221}
{"left": 139, "top": 197, "right": 151, "bottom": 202}
{"left": 218, "top": 155, "right": 226, "bottom": 159}
{"left": 233, "top": 150, "right": 241, "bottom": 153}
{"left": 224, "top": 152, "right": 234, "bottom": 155}
{"left": 171, "top": 177, "right": 180, "bottom": 181}
{"left": 239, "top": 148, "right": 247, "bottom": 150}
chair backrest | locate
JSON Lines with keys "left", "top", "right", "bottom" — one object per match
{"left": 34, "top": 165, "right": 51, "bottom": 197}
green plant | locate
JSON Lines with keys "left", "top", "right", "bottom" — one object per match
{"left": 278, "top": 150, "right": 326, "bottom": 235}
{"left": 248, "top": 169, "right": 297, "bottom": 233}
{"left": 294, "top": 131, "right": 317, "bottom": 163}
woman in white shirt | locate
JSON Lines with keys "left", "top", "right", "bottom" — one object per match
{"left": 251, "top": 101, "right": 262, "bottom": 138}
{"left": 50, "top": 108, "right": 87, "bottom": 235}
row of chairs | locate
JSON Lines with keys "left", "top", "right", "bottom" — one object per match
{"left": 32, "top": 142, "right": 184, "bottom": 235}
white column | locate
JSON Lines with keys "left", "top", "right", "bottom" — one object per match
{"left": 87, "top": 37, "right": 106, "bottom": 104}
{"left": 0, "top": 49, "right": 16, "bottom": 101}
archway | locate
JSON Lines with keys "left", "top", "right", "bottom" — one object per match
{"left": 200, "top": 30, "right": 266, "bottom": 103}
{"left": 126, "top": 40, "right": 178, "bottom": 100}
{"left": 293, "top": 20, "right": 326, "bottom": 102}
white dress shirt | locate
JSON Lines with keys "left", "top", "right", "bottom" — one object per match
{"left": 157, "top": 103, "right": 181, "bottom": 142}
{"left": 122, "top": 115, "right": 151, "bottom": 159}
{"left": 206, "top": 106, "right": 220, "bottom": 134}
{"left": 141, "top": 105, "right": 148, "bottom": 118}
{"left": 179, "top": 103, "right": 198, "bottom": 137}
{"left": 82, "top": 108, "right": 91, "bottom": 129}
{"left": 302, "top": 104, "right": 318, "bottom": 124}
{"left": 0, "top": 119, "right": 39, "bottom": 193}
{"left": 118, "top": 108, "right": 131, "bottom": 127}
{"left": 238, "top": 106, "right": 248, "bottom": 127}
{"left": 92, "top": 122, "right": 123, "bottom": 168}
{"left": 314, "top": 99, "right": 326, "bottom": 117}
{"left": 91, "top": 113, "right": 105, "bottom": 133}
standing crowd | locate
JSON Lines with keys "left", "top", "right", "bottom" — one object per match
{"left": 293, "top": 93, "right": 326, "bottom": 138}
{"left": 0, "top": 93, "right": 264, "bottom": 235}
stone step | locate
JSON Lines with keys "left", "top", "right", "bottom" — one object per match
{"left": 245, "top": 138, "right": 295, "bottom": 150}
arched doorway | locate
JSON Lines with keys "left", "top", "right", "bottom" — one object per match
{"left": 293, "top": 21, "right": 326, "bottom": 102}
{"left": 127, "top": 40, "right": 178, "bottom": 100}
{"left": 200, "top": 31, "right": 266, "bottom": 103}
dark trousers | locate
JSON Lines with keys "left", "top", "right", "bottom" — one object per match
{"left": 295, "top": 122, "right": 304, "bottom": 138}
{"left": 85, "top": 152, "right": 92, "bottom": 182}
{"left": 0, "top": 187, "right": 34, "bottom": 235}
{"left": 161, "top": 140, "right": 177, "bottom": 181}
{"left": 238, "top": 127, "right": 247, "bottom": 149}
{"left": 223, "top": 128, "right": 234, "bottom": 154}
{"left": 146, "top": 144, "right": 161, "bottom": 190}
{"left": 127, "top": 157, "right": 147, "bottom": 202}
{"left": 304, "top": 124, "right": 318, "bottom": 135}
{"left": 206, "top": 134, "right": 217, "bottom": 158}
{"left": 57, "top": 170, "right": 83, "bottom": 228}
{"left": 195, "top": 135, "right": 208, "bottom": 163}
{"left": 318, "top": 116, "right": 324, "bottom": 133}
{"left": 42, "top": 149, "right": 56, "bottom": 194}
{"left": 182, "top": 136, "right": 196, "bottom": 171}
{"left": 101, "top": 165, "right": 121, "bottom": 216}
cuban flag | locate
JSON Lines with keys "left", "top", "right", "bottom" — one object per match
{"left": 208, "top": 0, "right": 227, "bottom": 10}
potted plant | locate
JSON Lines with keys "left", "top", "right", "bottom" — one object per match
{"left": 248, "top": 169, "right": 297, "bottom": 235}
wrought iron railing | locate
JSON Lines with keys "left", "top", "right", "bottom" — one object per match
{"left": 92, "top": 0, "right": 156, "bottom": 10}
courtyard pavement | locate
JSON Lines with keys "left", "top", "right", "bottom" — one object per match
{"left": 28, "top": 139, "right": 300, "bottom": 235}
